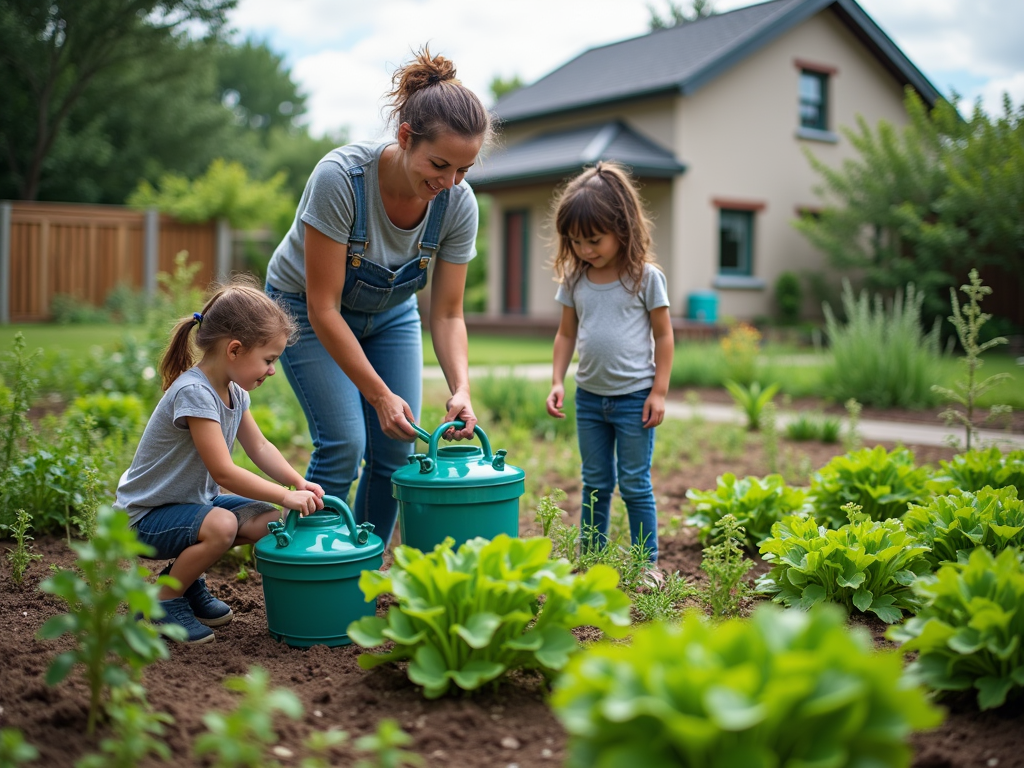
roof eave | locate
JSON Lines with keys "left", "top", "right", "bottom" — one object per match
{"left": 471, "top": 162, "right": 687, "bottom": 193}
{"left": 498, "top": 85, "right": 680, "bottom": 127}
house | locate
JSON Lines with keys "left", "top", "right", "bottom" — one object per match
{"left": 469, "top": 0, "right": 942, "bottom": 324}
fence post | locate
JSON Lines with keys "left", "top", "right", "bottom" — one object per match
{"left": 215, "top": 218, "right": 232, "bottom": 282}
{"left": 0, "top": 202, "right": 11, "bottom": 324}
{"left": 144, "top": 208, "right": 159, "bottom": 296}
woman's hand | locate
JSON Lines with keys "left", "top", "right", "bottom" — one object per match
{"left": 547, "top": 383, "right": 566, "bottom": 419}
{"left": 643, "top": 391, "right": 666, "bottom": 429}
{"left": 373, "top": 390, "right": 419, "bottom": 441}
{"left": 443, "top": 389, "right": 477, "bottom": 440}
{"left": 282, "top": 490, "right": 324, "bottom": 516}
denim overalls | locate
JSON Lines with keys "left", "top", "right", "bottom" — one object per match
{"left": 267, "top": 164, "right": 451, "bottom": 544}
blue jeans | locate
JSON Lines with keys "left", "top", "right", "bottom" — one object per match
{"left": 575, "top": 386, "right": 658, "bottom": 561}
{"left": 267, "top": 286, "right": 422, "bottom": 544}
{"left": 133, "top": 495, "right": 276, "bottom": 561}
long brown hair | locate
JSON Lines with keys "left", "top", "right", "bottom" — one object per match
{"left": 551, "top": 161, "right": 656, "bottom": 295}
{"left": 385, "top": 45, "right": 493, "bottom": 147}
{"left": 159, "top": 276, "right": 297, "bottom": 390}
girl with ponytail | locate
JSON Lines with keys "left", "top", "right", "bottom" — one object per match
{"left": 115, "top": 278, "right": 324, "bottom": 644}
{"left": 265, "top": 45, "right": 493, "bottom": 546}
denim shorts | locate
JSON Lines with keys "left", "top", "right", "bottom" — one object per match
{"left": 132, "top": 494, "right": 278, "bottom": 560}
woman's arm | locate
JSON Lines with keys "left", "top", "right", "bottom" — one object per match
{"left": 546, "top": 305, "right": 579, "bottom": 419}
{"left": 643, "top": 306, "right": 674, "bottom": 428}
{"left": 187, "top": 416, "right": 323, "bottom": 513}
{"left": 236, "top": 410, "right": 325, "bottom": 497}
{"left": 429, "top": 258, "right": 476, "bottom": 440}
{"left": 304, "top": 224, "right": 418, "bottom": 440}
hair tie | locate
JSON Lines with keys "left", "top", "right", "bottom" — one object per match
{"left": 193, "top": 312, "right": 203, "bottom": 325}
{"left": 427, "top": 73, "right": 441, "bottom": 85}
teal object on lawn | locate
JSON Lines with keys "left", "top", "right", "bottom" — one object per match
{"left": 687, "top": 290, "right": 719, "bottom": 323}
{"left": 254, "top": 495, "right": 383, "bottom": 648}
{"left": 392, "top": 420, "right": 525, "bottom": 553}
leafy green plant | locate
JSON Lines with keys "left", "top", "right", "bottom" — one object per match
{"left": 888, "top": 547, "right": 1024, "bottom": 710}
{"left": 724, "top": 379, "right": 779, "bottom": 431}
{"left": 809, "top": 445, "right": 930, "bottom": 527}
{"left": 476, "top": 374, "right": 575, "bottom": 439}
{"left": 757, "top": 504, "right": 931, "bottom": 622}
{"left": 774, "top": 270, "right": 802, "bottom": 325}
{"left": 784, "top": 410, "right": 823, "bottom": 441}
{"left": 687, "top": 473, "right": 809, "bottom": 549}
{"left": 820, "top": 413, "right": 842, "bottom": 443}
{"left": 352, "top": 719, "right": 424, "bottom": 768}
{"left": 0, "top": 333, "right": 40, "bottom": 530}
{"left": 2, "top": 509, "right": 42, "bottom": 583}
{"left": 760, "top": 400, "right": 779, "bottom": 473}
{"left": 631, "top": 571, "right": 697, "bottom": 624}
{"left": 699, "top": 514, "right": 753, "bottom": 617}
{"left": 348, "top": 534, "right": 632, "bottom": 699}
{"left": 902, "top": 487, "right": 1024, "bottom": 567}
{"left": 65, "top": 392, "right": 147, "bottom": 439}
{"left": 37, "top": 506, "right": 182, "bottom": 733}
{"left": 930, "top": 447, "right": 1024, "bottom": 495}
{"left": 0, "top": 728, "right": 38, "bottom": 768}
{"left": 720, "top": 322, "right": 762, "bottom": 385}
{"left": 843, "top": 397, "right": 862, "bottom": 452}
{"left": 49, "top": 293, "right": 112, "bottom": 324}
{"left": 552, "top": 604, "right": 943, "bottom": 768}
{"left": 822, "top": 281, "right": 942, "bottom": 408}
{"left": 194, "top": 667, "right": 303, "bottom": 768}
{"left": 932, "top": 270, "right": 1013, "bottom": 450}
{"left": 75, "top": 688, "right": 174, "bottom": 768}
{"left": 301, "top": 728, "right": 350, "bottom": 768}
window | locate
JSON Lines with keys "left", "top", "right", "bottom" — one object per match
{"left": 799, "top": 70, "right": 828, "bottom": 131}
{"left": 719, "top": 209, "right": 753, "bottom": 276}
{"left": 503, "top": 210, "right": 529, "bottom": 314}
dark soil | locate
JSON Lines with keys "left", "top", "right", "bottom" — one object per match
{"left": 3, "top": 432, "right": 1023, "bottom": 767}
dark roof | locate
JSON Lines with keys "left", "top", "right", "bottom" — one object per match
{"left": 495, "top": 0, "right": 942, "bottom": 124}
{"left": 469, "top": 121, "right": 686, "bottom": 191}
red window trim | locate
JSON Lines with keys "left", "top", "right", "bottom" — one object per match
{"left": 794, "top": 58, "right": 838, "bottom": 75}
{"left": 712, "top": 197, "right": 766, "bottom": 212}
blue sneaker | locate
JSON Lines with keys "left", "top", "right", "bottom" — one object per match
{"left": 160, "top": 564, "right": 234, "bottom": 627}
{"left": 153, "top": 596, "right": 215, "bottom": 644}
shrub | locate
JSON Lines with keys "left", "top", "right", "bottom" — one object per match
{"left": 475, "top": 374, "right": 575, "bottom": 439}
{"left": 1, "top": 509, "right": 41, "bottom": 584}
{"left": 774, "top": 270, "right": 803, "bottom": 325}
{"left": 723, "top": 380, "right": 779, "bottom": 431}
{"left": 930, "top": 447, "right": 1024, "bottom": 495}
{"left": 809, "top": 446, "right": 930, "bottom": 527}
{"left": 699, "top": 514, "right": 753, "bottom": 617}
{"left": 552, "top": 605, "right": 943, "bottom": 768}
{"left": 720, "top": 322, "right": 762, "bottom": 385}
{"left": 0, "top": 333, "right": 40, "bottom": 529}
{"left": 902, "top": 487, "right": 1024, "bottom": 567}
{"left": 348, "top": 535, "right": 632, "bottom": 699}
{"left": 37, "top": 507, "right": 182, "bottom": 733}
{"left": 756, "top": 507, "right": 931, "bottom": 622}
{"left": 66, "top": 392, "right": 148, "bottom": 439}
{"left": 888, "top": 547, "right": 1024, "bottom": 710}
{"left": 686, "top": 473, "right": 808, "bottom": 549}
{"left": 822, "top": 281, "right": 942, "bottom": 408}
{"left": 49, "top": 294, "right": 111, "bottom": 324}
{"left": 669, "top": 343, "right": 726, "bottom": 388}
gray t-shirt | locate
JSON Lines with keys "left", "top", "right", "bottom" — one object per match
{"left": 555, "top": 264, "right": 670, "bottom": 396}
{"left": 265, "top": 141, "right": 479, "bottom": 293}
{"left": 114, "top": 367, "right": 250, "bottom": 526}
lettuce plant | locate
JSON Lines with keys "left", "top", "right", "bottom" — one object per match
{"left": 929, "top": 447, "right": 1024, "bottom": 495}
{"left": 809, "top": 446, "right": 930, "bottom": 527}
{"left": 888, "top": 547, "right": 1024, "bottom": 710}
{"left": 348, "top": 535, "right": 631, "bottom": 699}
{"left": 756, "top": 508, "right": 931, "bottom": 622}
{"left": 686, "top": 473, "right": 809, "bottom": 548}
{"left": 552, "top": 605, "right": 943, "bottom": 768}
{"left": 903, "top": 487, "right": 1024, "bottom": 567}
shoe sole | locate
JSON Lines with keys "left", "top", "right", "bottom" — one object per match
{"left": 178, "top": 632, "right": 216, "bottom": 645}
{"left": 197, "top": 609, "right": 234, "bottom": 628}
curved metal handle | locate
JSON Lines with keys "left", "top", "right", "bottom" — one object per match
{"left": 274, "top": 494, "right": 372, "bottom": 548}
{"left": 407, "top": 419, "right": 432, "bottom": 443}
{"left": 427, "top": 421, "right": 492, "bottom": 463}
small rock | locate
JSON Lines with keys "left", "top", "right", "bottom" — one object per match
{"left": 271, "top": 746, "right": 293, "bottom": 758}
{"left": 431, "top": 750, "right": 446, "bottom": 759}
{"left": 312, "top": 709, "right": 322, "bottom": 718}
{"left": 415, "top": 715, "right": 427, "bottom": 729}
{"left": 501, "top": 736, "right": 521, "bottom": 750}
{"left": 506, "top": 764, "right": 519, "bottom": 768}
{"left": 541, "top": 748, "right": 553, "bottom": 759}
{"left": 987, "top": 760, "right": 999, "bottom": 767}
{"left": 491, "top": 713, "right": 502, "bottom": 720}
{"left": 22, "top": 612, "right": 27, "bottom": 617}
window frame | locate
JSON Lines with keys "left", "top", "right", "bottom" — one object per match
{"left": 718, "top": 208, "right": 754, "bottom": 278}
{"left": 799, "top": 68, "right": 829, "bottom": 131}
{"left": 502, "top": 209, "right": 530, "bottom": 314}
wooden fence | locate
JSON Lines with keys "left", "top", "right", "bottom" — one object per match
{"left": 0, "top": 200, "right": 229, "bottom": 323}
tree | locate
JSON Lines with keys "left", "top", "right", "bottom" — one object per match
{"left": 648, "top": 0, "right": 715, "bottom": 30}
{"left": 0, "top": 0, "right": 235, "bottom": 201}
{"left": 795, "top": 89, "right": 1024, "bottom": 328}
{"left": 489, "top": 74, "right": 524, "bottom": 102}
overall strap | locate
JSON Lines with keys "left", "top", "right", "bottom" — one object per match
{"left": 346, "top": 165, "right": 368, "bottom": 267}
{"left": 416, "top": 188, "right": 451, "bottom": 269}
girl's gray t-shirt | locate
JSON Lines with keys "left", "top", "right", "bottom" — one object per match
{"left": 555, "top": 263, "right": 670, "bottom": 396}
{"left": 265, "top": 140, "right": 479, "bottom": 293}
{"left": 114, "top": 367, "right": 250, "bottom": 526}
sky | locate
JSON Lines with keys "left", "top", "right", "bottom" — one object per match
{"left": 226, "top": 0, "right": 1024, "bottom": 142}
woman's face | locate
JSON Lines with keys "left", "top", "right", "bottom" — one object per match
{"left": 398, "top": 123, "right": 483, "bottom": 202}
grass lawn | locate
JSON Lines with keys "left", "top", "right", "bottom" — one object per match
{"left": 423, "top": 332, "right": 555, "bottom": 366}
{"left": 0, "top": 323, "right": 147, "bottom": 362}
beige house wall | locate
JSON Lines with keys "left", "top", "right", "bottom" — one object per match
{"left": 483, "top": 8, "right": 917, "bottom": 321}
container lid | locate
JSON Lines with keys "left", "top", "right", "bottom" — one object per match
{"left": 391, "top": 421, "right": 526, "bottom": 490}
{"left": 254, "top": 495, "right": 384, "bottom": 565}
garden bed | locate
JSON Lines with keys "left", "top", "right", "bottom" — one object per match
{"left": 3, "top": 435, "right": 1023, "bottom": 767}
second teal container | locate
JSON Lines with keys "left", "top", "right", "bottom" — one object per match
{"left": 392, "top": 421, "right": 525, "bottom": 552}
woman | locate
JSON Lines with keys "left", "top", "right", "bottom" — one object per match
{"left": 265, "top": 46, "right": 491, "bottom": 544}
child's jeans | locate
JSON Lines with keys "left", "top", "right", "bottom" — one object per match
{"left": 575, "top": 386, "right": 658, "bottom": 561}
{"left": 132, "top": 495, "right": 277, "bottom": 561}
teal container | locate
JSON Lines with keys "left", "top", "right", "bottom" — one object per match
{"left": 254, "top": 495, "right": 383, "bottom": 648}
{"left": 392, "top": 421, "right": 525, "bottom": 553}
{"left": 687, "top": 290, "right": 719, "bottom": 323}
